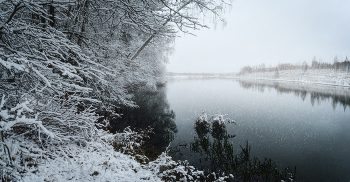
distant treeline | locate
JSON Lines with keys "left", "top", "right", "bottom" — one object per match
{"left": 239, "top": 56, "right": 350, "bottom": 74}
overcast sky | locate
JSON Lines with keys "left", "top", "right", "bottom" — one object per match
{"left": 166, "top": 0, "right": 350, "bottom": 73}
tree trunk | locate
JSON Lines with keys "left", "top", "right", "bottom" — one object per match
{"left": 78, "top": 0, "right": 89, "bottom": 47}
{"left": 49, "top": 5, "right": 55, "bottom": 27}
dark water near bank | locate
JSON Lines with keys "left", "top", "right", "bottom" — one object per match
{"left": 165, "top": 78, "right": 350, "bottom": 182}
{"left": 107, "top": 87, "right": 177, "bottom": 160}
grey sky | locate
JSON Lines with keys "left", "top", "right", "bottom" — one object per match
{"left": 166, "top": 0, "right": 350, "bottom": 73}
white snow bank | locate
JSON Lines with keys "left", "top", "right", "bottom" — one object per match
{"left": 237, "top": 69, "right": 350, "bottom": 87}
{"left": 20, "top": 141, "right": 214, "bottom": 182}
{"left": 22, "top": 142, "right": 163, "bottom": 182}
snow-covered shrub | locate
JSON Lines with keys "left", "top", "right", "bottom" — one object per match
{"left": 112, "top": 126, "right": 153, "bottom": 163}
{"left": 195, "top": 112, "right": 211, "bottom": 138}
{"left": 195, "top": 112, "right": 237, "bottom": 139}
{"left": 146, "top": 152, "right": 234, "bottom": 182}
{"left": 0, "top": 92, "right": 101, "bottom": 180}
{"left": 195, "top": 112, "right": 236, "bottom": 129}
{"left": 195, "top": 112, "right": 210, "bottom": 125}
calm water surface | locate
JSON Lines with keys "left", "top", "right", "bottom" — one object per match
{"left": 165, "top": 78, "right": 350, "bottom": 182}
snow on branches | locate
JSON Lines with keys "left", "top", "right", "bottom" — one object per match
{"left": 0, "top": 0, "right": 231, "bottom": 180}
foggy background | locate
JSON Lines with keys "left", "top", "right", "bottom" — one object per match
{"left": 167, "top": 0, "right": 350, "bottom": 73}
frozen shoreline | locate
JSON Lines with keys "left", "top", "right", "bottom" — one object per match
{"left": 235, "top": 69, "right": 350, "bottom": 87}
{"left": 167, "top": 70, "right": 350, "bottom": 87}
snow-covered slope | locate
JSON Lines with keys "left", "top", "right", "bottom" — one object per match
{"left": 22, "top": 142, "right": 163, "bottom": 182}
{"left": 19, "top": 134, "right": 207, "bottom": 182}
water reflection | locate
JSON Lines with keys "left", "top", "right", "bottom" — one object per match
{"left": 238, "top": 79, "right": 350, "bottom": 110}
{"left": 108, "top": 87, "right": 177, "bottom": 159}
{"left": 187, "top": 113, "right": 295, "bottom": 181}
{"left": 166, "top": 78, "right": 350, "bottom": 182}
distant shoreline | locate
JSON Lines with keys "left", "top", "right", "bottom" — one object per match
{"left": 166, "top": 69, "right": 350, "bottom": 87}
{"left": 166, "top": 72, "right": 237, "bottom": 77}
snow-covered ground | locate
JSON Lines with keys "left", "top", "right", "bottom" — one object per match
{"left": 22, "top": 142, "right": 164, "bottom": 182}
{"left": 18, "top": 132, "right": 210, "bottom": 182}
{"left": 236, "top": 69, "right": 350, "bottom": 87}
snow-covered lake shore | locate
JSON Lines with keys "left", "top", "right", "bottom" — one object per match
{"left": 167, "top": 70, "right": 350, "bottom": 88}
{"left": 236, "top": 69, "right": 350, "bottom": 87}
{"left": 18, "top": 131, "right": 207, "bottom": 181}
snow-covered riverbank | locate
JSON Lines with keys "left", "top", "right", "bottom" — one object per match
{"left": 17, "top": 131, "right": 208, "bottom": 182}
{"left": 236, "top": 69, "right": 350, "bottom": 87}
{"left": 167, "top": 70, "right": 350, "bottom": 87}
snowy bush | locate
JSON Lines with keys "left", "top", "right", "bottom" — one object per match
{"left": 196, "top": 112, "right": 236, "bottom": 127}
{"left": 0, "top": 92, "right": 100, "bottom": 180}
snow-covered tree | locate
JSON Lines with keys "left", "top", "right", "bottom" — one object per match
{"left": 333, "top": 56, "right": 339, "bottom": 70}
{"left": 311, "top": 56, "right": 318, "bottom": 69}
{"left": 1, "top": 0, "right": 230, "bottom": 179}
{"left": 59, "top": 0, "right": 230, "bottom": 90}
{"left": 301, "top": 61, "right": 308, "bottom": 72}
{"left": 0, "top": 1, "right": 117, "bottom": 179}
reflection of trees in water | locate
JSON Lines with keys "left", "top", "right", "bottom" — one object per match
{"left": 238, "top": 80, "right": 350, "bottom": 110}
{"left": 190, "top": 117, "right": 295, "bottom": 182}
{"left": 191, "top": 121, "right": 234, "bottom": 172}
{"left": 108, "top": 87, "right": 177, "bottom": 160}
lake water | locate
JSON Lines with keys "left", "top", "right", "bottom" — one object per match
{"left": 165, "top": 78, "right": 350, "bottom": 182}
